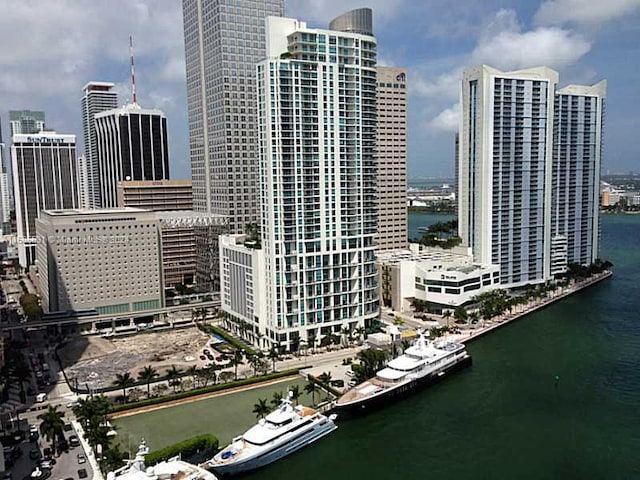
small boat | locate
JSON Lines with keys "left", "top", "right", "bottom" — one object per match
{"left": 207, "top": 393, "right": 337, "bottom": 476}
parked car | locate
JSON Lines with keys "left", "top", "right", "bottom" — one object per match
{"left": 68, "top": 435, "right": 80, "bottom": 447}
{"left": 39, "top": 459, "right": 54, "bottom": 470}
{"left": 63, "top": 423, "right": 73, "bottom": 432}
{"left": 77, "top": 469, "right": 88, "bottom": 479}
{"left": 76, "top": 453, "right": 86, "bottom": 464}
{"left": 43, "top": 447, "right": 52, "bottom": 458}
{"left": 29, "top": 424, "right": 39, "bottom": 434}
{"left": 345, "top": 370, "right": 355, "bottom": 377}
{"left": 199, "top": 355, "right": 206, "bottom": 361}
{"left": 29, "top": 448, "right": 41, "bottom": 460}
{"left": 348, "top": 379, "right": 358, "bottom": 387}
{"left": 36, "top": 392, "right": 47, "bottom": 402}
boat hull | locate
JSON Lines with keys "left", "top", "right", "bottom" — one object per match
{"left": 209, "top": 419, "right": 337, "bottom": 476}
{"left": 334, "top": 354, "right": 472, "bottom": 417}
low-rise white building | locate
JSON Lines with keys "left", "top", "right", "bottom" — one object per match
{"left": 377, "top": 245, "right": 500, "bottom": 312}
{"left": 35, "top": 208, "right": 163, "bottom": 314}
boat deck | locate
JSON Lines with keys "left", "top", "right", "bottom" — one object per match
{"left": 336, "top": 378, "right": 395, "bottom": 404}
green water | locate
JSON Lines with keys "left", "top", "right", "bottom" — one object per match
{"left": 241, "top": 214, "right": 640, "bottom": 479}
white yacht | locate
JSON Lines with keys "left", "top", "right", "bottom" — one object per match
{"left": 107, "top": 439, "right": 218, "bottom": 480}
{"left": 335, "top": 333, "right": 471, "bottom": 415}
{"left": 207, "top": 393, "right": 337, "bottom": 475}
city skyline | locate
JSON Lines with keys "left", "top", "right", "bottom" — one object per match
{"left": 0, "top": 0, "right": 637, "bottom": 180}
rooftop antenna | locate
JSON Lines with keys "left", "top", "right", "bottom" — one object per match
{"left": 129, "top": 35, "right": 137, "bottom": 105}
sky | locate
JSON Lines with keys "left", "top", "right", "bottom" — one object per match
{"left": 0, "top": 0, "right": 638, "bottom": 180}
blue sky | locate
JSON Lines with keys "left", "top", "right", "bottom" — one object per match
{"left": 0, "top": 0, "right": 638, "bottom": 180}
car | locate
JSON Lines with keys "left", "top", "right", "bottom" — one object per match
{"left": 77, "top": 469, "right": 88, "bottom": 479}
{"left": 345, "top": 370, "right": 355, "bottom": 377}
{"left": 43, "top": 447, "right": 52, "bottom": 458}
{"left": 3, "top": 472, "right": 12, "bottom": 480}
{"left": 199, "top": 355, "right": 206, "bottom": 361}
{"left": 76, "top": 453, "right": 86, "bottom": 464}
{"left": 39, "top": 460, "right": 54, "bottom": 470}
{"left": 64, "top": 423, "right": 73, "bottom": 432}
{"left": 36, "top": 392, "right": 47, "bottom": 402}
{"left": 203, "top": 348, "right": 210, "bottom": 355}
{"left": 348, "top": 380, "right": 357, "bottom": 387}
{"left": 30, "top": 424, "right": 39, "bottom": 434}
{"left": 66, "top": 401, "right": 79, "bottom": 409}
{"left": 29, "top": 448, "right": 41, "bottom": 460}
{"left": 68, "top": 435, "right": 80, "bottom": 447}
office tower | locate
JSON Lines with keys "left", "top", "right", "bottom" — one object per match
{"left": 551, "top": 81, "right": 607, "bottom": 272}
{"left": 0, "top": 120, "right": 11, "bottom": 234}
{"left": 95, "top": 104, "right": 170, "bottom": 207}
{"left": 459, "top": 65, "right": 558, "bottom": 288}
{"left": 77, "top": 155, "right": 90, "bottom": 208}
{"left": 11, "top": 132, "right": 79, "bottom": 266}
{"left": 182, "top": 0, "right": 284, "bottom": 232}
{"left": 81, "top": 82, "right": 118, "bottom": 208}
{"left": 454, "top": 132, "right": 459, "bottom": 209}
{"left": 251, "top": 11, "right": 378, "bottom": 348}
{"left": 117, "top": 180, "right": 197, "bottom": 287}
{"left": 9, "top": 110, "right": 45, "bottom": 136}
{"left": 375, "top": 67, "right": 408, "bottom": 250}
{"left": 36, "top": 208, "right": 162, "bottom": 314}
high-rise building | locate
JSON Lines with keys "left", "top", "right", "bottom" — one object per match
{"left": 36, "top": 208, "right": 163, "bottom": 314}
{"left": 375, "top": 67, "right": 408, "bottom": 251}
{"left": 11, "top": 132, "right": 79, "bottom": 266}
{"left": 0, "top": 120, "right": 12, "bottom": 234}
{"left": 9, "top": 110, "right": 45, "bottom": 136}
{"left": 551, "top": 81, "right": 607, "bottom": 272}
{"left": 95, "top": 104, "right": 170, "bottom": 208}
{"left": 459, "top": 65, "right": 558, "bottom": 288}
{"left": 81, "top": 81, "right": 118, "bottom": 208}
{"left": 117, "top": 180, "right": 197, "bottom": 287}
{"left": 182, "top": 0, "right": 284, "bottom": 232}
{"left": 77, "top": 154, "right": 91, "bottom": 209}
{"left": 219, "top": 11, "right": 379, "bottom": 350}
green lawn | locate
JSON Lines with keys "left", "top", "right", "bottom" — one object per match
{"left": 112, "top": 376, "right": 332, "bottom": 452}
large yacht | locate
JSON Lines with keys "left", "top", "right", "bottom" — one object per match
{"left": 107, "top": 439, "right": 218, "bottom": 480}
{"left": 334, "top": 333, "right": 471, "bottom": 415}
{"left": 207, "top": 393, "right": 337, "bottom": 475}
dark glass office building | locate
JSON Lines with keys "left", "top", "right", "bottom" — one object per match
{"left": 95, "top": 104, "right": 170, "bottom": 207}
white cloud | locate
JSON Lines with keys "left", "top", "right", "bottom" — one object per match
{"left": 471, "top": 9, "right": 591, "bottom": 70}
{"left": 429, "top": 103, "right": 460, "bottom": 133}
{"left": 411, "top": 68, "right": 462, "bottom": 100}
{"left": 535, "top": 0, "right": 640, "bottom": 26}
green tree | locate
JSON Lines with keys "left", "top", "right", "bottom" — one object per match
{"left": 304, "top": 381, "right": 319, "bottom": 406}
{"left": 289, "top": 384, "right": 302, "bottom": 405}
{"left": 186, "top": 365, "right": 199, "bottom": 389}
{"left": 271, "top": 391, "right": 284, "bottom": 409}
{"left": 218, "top": 371, "right": 235, "bottom": 384}
{"left": 112, "top": 373, "right": 135, "bottom": 402}
{"left": 252, "top": 398, "right": 270, "bottom": 419}
{"left": 137, "top": 366, "right": 158, "bottom": 398}
{"left": 229, "top": 350, "right": 244, "bottom": 380}
{"left": 318, "top": 371, "right": 332, "bottom": 386}
{"left": 267, "top": 346, "right": 281, "bottom": 372}
{"left": 38, "top": 405, "right": 65, "bottom": 453}
{"left": 165, "top": 365, "right": 183, "bottom": 393}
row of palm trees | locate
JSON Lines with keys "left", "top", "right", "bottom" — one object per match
{"left": 252, "top": 381, "right": 323, "bottom": 419}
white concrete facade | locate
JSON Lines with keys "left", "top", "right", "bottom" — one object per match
{"left": 459, "top": 65, "right": 558, "bottom": 288}
{"left": 35, "top": 208, "right": 163, "bottom": 314}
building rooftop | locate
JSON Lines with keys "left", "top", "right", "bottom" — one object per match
{"left": 42, "top": 207, "right": 148, "bottom": 216}
{"left": 376, "top": 248, "right": 468, "bottom": 265}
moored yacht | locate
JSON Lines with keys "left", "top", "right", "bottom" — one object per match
{"left": 207, "top": 393, "right": 337, "bottom": 476}
{"left": 334, "top": 333, "right": 471, "bottom": 415}
{"left": 107, "top": 439, "right": 218, "bottom": 480}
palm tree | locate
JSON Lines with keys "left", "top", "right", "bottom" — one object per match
{"left": 308, "top": 334, "right": 316, "bottom": 354}
{"left": 267, "top": 346, "right": 280, "bottom": 372}
{"left": 252, "top": 398, "right": 270, "bottom": 419}
{"left": 229, "top": 350, "right": 243, "bottom": 381}
{"left": 137, "top": 366, "right": 158, "bottom": 398}
{"left": 289, "top": 385, "right": 302, "bottom": 405}
{"left": 442, "top": 310, "right": 452, "bottom": 326}
{"left": 304, "top": 381, "right": 319, "bottom": 406}
{"left": 112, "top": 373, "right": 135, "bottom": 402}
{"left": 271, "top": 391, "right": 284, "bottom": 409}
{"left": 186, "top": 366, "right": 199, "bottom": 389}
{"left": 165, "top": 365, "right": 183, "bottom": 393}
{"left": 198, "top": 366, "right": 216, "bottom": 387}
{"left": 318, "top": 371, "right": 332, "bottom": 386}
{"left": 37, "top": 406, "right": 64, "bottom": 454}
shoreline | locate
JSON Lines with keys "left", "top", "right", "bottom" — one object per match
{"left": 456, "top": 271, "right": 613, "bottom": 345}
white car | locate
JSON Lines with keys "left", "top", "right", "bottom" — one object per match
{"left": 29, "top": 424, "right": 38, "bottom": 434}
{"left": 345, "top": 370, "right": 354, "bottom": 377}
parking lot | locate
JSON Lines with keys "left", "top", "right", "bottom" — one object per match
{"left": 4, "top": 422, "right": 93, "bottom": 480}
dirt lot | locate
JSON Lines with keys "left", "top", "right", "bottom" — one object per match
{"left": 59, "top": 327, "right": 212, "bottom": 389}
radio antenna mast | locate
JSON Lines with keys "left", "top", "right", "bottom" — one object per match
{"left": 129, "top": 35, "right": 137, "bottom": 105}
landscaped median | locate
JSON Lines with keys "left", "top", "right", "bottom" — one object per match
{"left": 108, "top": 368, "right": 303, "bottom": 415}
